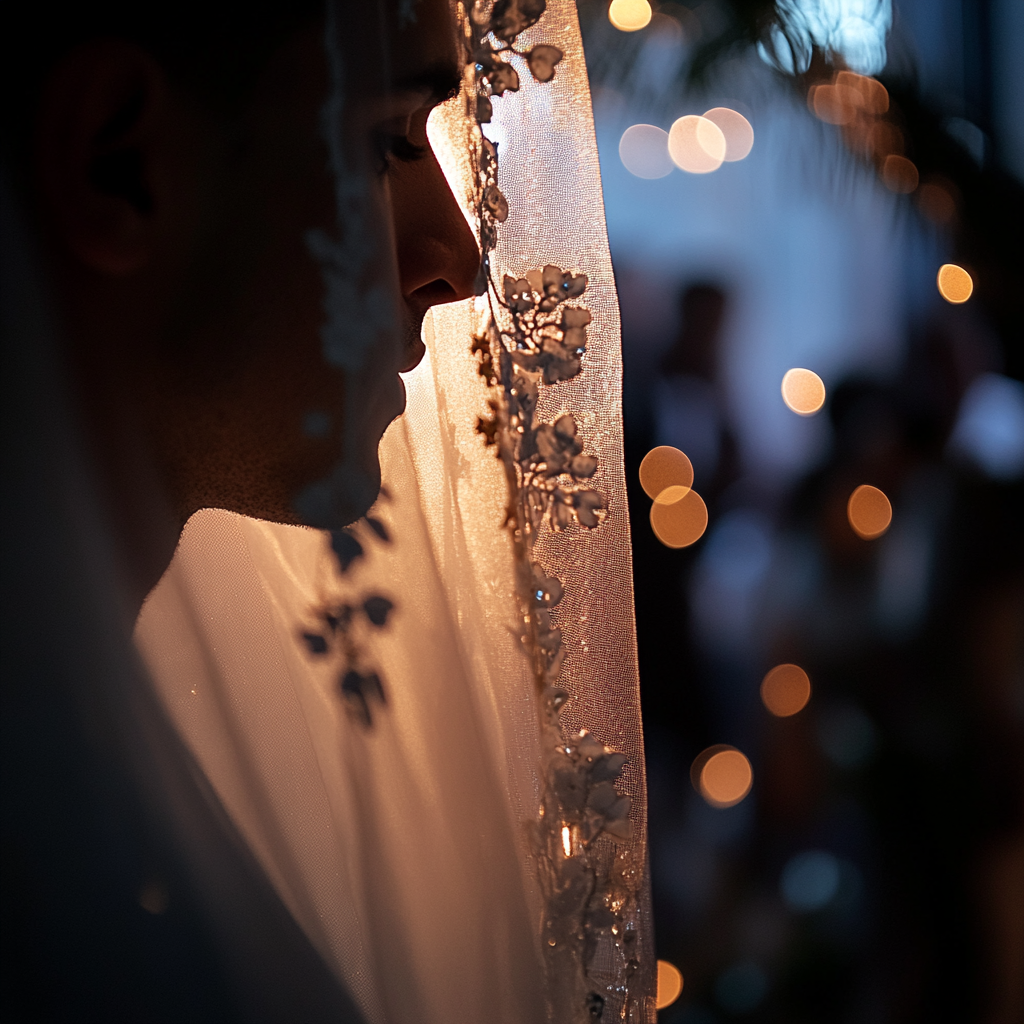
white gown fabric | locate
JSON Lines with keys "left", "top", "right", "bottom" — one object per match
{"left": 135, "top": 3, "right": 653, "bottom": 1021}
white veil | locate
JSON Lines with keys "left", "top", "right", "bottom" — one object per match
{"left": 22, "top": 1, "right": 652, "bottom": 1021}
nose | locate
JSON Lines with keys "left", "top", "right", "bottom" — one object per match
{"left": 390, "top": 144, "right": 480, "bottom": 318}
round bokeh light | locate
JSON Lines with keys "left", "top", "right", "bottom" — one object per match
{"left": 937, "top": 263, "right": 973, "bottom": 303}
{"left": 608, "top": 0, "right": 652, "bottom": 32}
{"left": 692, "top": 746, "right": 753, "bottom": 808}
{"left": 656, "top": 960, "right": 684, "bottom": 1009}
{"left": 761, "top": 663, "right": 812, "bottom": 717}
{"left": 639, "top": 445, "right": 694, "bottom": 499}
{"left": 702, "top": 106, "right": 754, "bottom": 161}
{"left": 669, "top": 114, "right": 726, "bottom": 173}
{"left": 847, "top": 484, "right": 892, "bottom": 539}
{"left": 781, "top": 367, "right": 826, "bottom": 415}
{"left": 650, "top": 487, "right": 708, "bottom": 548}
{"left": 619, "top": 123, "right": 673, "bottom": 179}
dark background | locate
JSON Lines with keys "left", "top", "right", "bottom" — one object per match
{"left": 578, "top": 1, "right": 1024, "bottom": 1020}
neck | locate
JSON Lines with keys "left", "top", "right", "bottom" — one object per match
{"left": 98, "top": 437, "right": 184, "bottom": 620}
{"left": 71, "top": 349, "right": 185, "bottom": 621}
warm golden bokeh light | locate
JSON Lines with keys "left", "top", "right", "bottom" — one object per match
{"left": 937, "top": 263, "right": 973, "bottom": 303}
{"left": 668, "top": 115, "right": 726, "bottom": 174}
{"left": 561, "top": 825, "right": 571, "bottom": 858}
{"left": 810, "top": 83, "right": 860, "bottom": 125}
{"left": 761, "top": 664, "right": 812, "bottom": 717}
{"left": 653, "top": 484, "right": 690, "bottom": 505}
{"left": 702, "top": 107, "right": 754, "bottom": 161}
{"left": 656, "top": 960, "right": 684, "bottom": 1010}
{"left": 639, "top": 445, "right": 694, "bottom": 499}
{"left": 650, "top": 487, "right": 708, "bottom": 548}
{"left": 836, "top": 70, "right": 889, "bottom": 114}
{"left": 882, "top": 154, "right": 919, "bottom": 194}
{"left": 699, "top": 748, "right": 753, "bottom": 808}
{"left": 608, "top": 0, "right": 652, "bottom": 32}
{"left": 811, "top": 73, "right": 888, "bottom": 128}
{"left": 847, "top": 484, "right": 892, "bottom": 539}
{"left": 690, "top": 744, "right": 727, "bottom": 792}
{"left": 781, "top": 368, "right": 826, "bottom": 415}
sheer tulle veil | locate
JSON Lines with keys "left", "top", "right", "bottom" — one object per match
{"left": 3, "top": 1, "right": 653, "bottom": 1020}
{"left": 139, "top": 1, "right": 654, "bottom": 1019}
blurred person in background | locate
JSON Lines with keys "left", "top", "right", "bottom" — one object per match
{"left": 591, "top": 0, "right": 1024, "bottom": 1014}
{"left": 654, "top": 282, "right": 739, "bottom": 499}
{"left": 758, "top": 317, "right": 1024, "bottom": 1023}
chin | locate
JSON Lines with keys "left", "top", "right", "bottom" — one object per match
{"left": 290, "top": 369, "right": 407, "bottom": 531}
{"left": 292, "top": 453, "right": 382, "bottom": 531}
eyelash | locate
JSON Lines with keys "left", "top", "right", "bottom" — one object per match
{"left": 375, "top": 132, "right": 428, "bottom": 173}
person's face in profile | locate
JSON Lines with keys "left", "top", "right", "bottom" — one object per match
{"left": 36, "top": 0, "right": 478, "bottom": 535}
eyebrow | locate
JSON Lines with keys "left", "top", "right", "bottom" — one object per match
{"left": 395, "top": 59, "right": 463, "bottom": 106}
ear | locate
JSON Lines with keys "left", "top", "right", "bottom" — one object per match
{"left": 35, "top": 40, "right": 168, "bottom": 275}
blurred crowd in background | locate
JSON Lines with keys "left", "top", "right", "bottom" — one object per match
{"left": 576, "top": 0, "right": 1024, "bottom": 1020}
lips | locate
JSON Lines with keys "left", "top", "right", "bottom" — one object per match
{"left": 399, "top": 306, "right": 428, "bottom": 374}
{"left": 399, "top": 335, "right": 426, "bottom": 374}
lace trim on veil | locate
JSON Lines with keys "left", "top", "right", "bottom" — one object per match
{"left": 463, "top": 3, "right": 652, "bottom": 1020}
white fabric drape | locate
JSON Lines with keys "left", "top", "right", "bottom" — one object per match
{"left": 136, "top": 3, "right": 652, "bottom": 1021}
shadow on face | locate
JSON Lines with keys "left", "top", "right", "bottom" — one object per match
{"left": 24, "top": 0, "right": 478, "bottom": 579}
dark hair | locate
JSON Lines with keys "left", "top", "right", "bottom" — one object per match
{"left": 1, "top": 0, "right": 322, "bottom": 174}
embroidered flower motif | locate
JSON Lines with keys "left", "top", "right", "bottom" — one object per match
{"left": 465, "top": 0, "right": 566, "bottom": 271}
{"left": 533, "top": 565, "right": 565, "bottom": 607}
{"left": 483, "top": 184, "right": 509, "bottom": 223}
{"left": 460, "top": 3, "right": 644, "bottom": 1017}
{"left": 539, "top": 728, "right": 632, "bottom": 882}
{"left": 488, "top": 0, "right": 548, "bottom": 43}
{"left": 340, "top": 669, "right": 385, "bottom": 729}
{"left": 330, "top": 528, "right": 364, "bottom": 571}
{"left": 526, "top": 44, "right": 564, "bottom": 83}
{"left": 300, "top": 518, "right": 394, "bottom": 729}
{"left": 487, "top": 61, "right": 520, "bottom": 95}
{"left": 362, "top": 595, "right": 394, "bottom": 627}
{"left": 573, "top": 489, "right": 605, "bottom": 528}
{"left": 477, "top": 267, "right": 606, "bottom": 538}
{"left": 302, "top": 632, "right": 329, "bottom": 655}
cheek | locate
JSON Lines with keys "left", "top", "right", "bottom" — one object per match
{"left": 170, "top": 135, "right": 346, "bottom": 497}
{"left": 209, "top": 30, "right": 407, "bottom": 484}
{"left": 224, "top": 99, "right": 339, "bottom": 383}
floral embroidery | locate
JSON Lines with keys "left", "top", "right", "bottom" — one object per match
{"left": 462, "top": 3, "right": 646, "bottom": 1020}
{"left": 475, "top": 269, "right": 605, "bottom": 539}
{"left": 296, "top": 1, "right": 646, "bottom": 1015}
{"left": 465, "top": 0, "right": 563, "bottom": 292}
{"left": 299, "top": 517, "right": 394, "bottom": 729}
